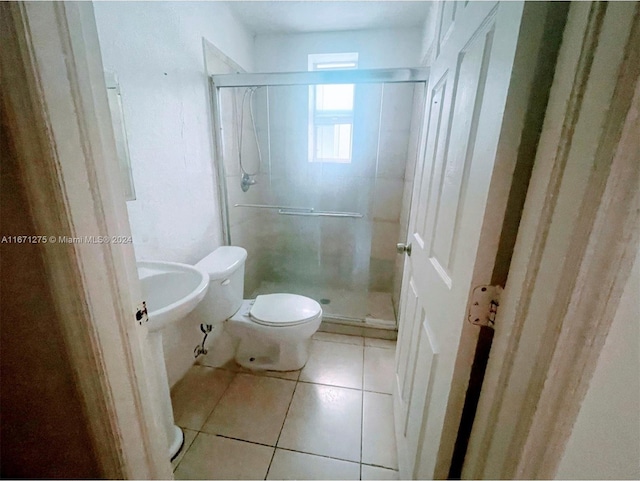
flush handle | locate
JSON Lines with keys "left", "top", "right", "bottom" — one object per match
{"left": 221, "top": 279, "right": 231, "bottom": 286}
{"left": 396, "top": 243, "right": 412, "bottom": 256}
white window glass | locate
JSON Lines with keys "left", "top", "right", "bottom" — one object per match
{"left": 315, "top": 84, "right": 354, "bottom": 111}
{"left": 315, "top": 123, "right": 352, "bottom": 162}
{"left": 308, "top": 53, "right": 358, "bottom": 163}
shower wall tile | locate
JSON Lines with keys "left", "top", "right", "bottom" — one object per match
{"left": 319, "top": 219, "right": 356, "bottom": 254}
{"left": 220, "top": 89, "right": 237, "bottom": 130}
{"left": 230, "top": 222, "right": 260, "bottom": 259}
{"left": 392, "top": 255, "right": 404, "bottom": 316}
{"left": 399, "top": 179, "right": 414, "bottom": 240}
{"left": 377, "top": 129, "right": 411, "bottom": 179}
{"left": 284, "top": 86, "right": 309, "bottom": 131}
{"left": 255, "top": 129, "right": 271, "bottom": 174}
{"left": 371, "top": 221, "right": 400, "bottom": 261}
{"left": 380, "top": 84, "right": 414, "bottom": 132}
{"left": 404, "top": 86, "right": 425, "bottom": 182}
{"left": 230, "top": 219, "right": 266, "bottom": 296}
{"left": 265, "top": 130, "right": 287, "bottom": 178}
{"left": 239, "top": 126, "right": 261, "bottom": 176}
{"left": 373, "top": 178, "right": 403, "bottom": 222}
{"left": 244, "top": 255, "right": 262, "bottom": 297}
{"left": 353, "top": 84, "right": 383, "bottom": 179}
{"left": 222, "top": 124, "right": 240, "bottom": 177}
{"left": 317, "top": 176, "right": 372, "bottom": 215}
{"left": 369, "top": 258, "right": 394, "bottom": 293}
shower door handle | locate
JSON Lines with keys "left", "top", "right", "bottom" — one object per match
{"left": 396, "top": 243, "right": 412, "bottom": 256}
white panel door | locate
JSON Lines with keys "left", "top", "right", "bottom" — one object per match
{"left": 394, "top": 2, "right": 527, "bottom": 478}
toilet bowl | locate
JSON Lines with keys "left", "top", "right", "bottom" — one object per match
{"left": 196, "top": 247, "right": 322, "bottom": 371}
{"left": 227, "top": 294, "right": 322, "bottom": 370}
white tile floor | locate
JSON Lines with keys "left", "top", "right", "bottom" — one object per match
{"left": 171, "top": 333, "right": 399, "bottom": 480}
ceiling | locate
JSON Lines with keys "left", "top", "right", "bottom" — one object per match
{"left": 224, "top": 1, "right": 432, "bottom": 35}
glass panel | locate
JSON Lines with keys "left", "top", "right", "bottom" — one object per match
{"left": 315, "top": 123, "right": 352, "bottom": 161}
{"left": 220, "top": 82, "right": 418, "bottom": 328}
{"left": 315, "top": 84, "right": 354, "bottom": 111}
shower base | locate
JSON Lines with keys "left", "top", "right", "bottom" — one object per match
{"left": 250, "top": 281, "right": 397, "bottom": 335}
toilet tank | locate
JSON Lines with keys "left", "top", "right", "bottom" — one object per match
{"left": 195, "top": 246, "right": 247, "bottom": 324}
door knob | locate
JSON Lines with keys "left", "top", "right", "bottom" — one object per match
{"left": 396, "top": 243, "right": 412, "bottom": 256}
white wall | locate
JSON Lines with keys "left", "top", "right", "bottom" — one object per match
{"left": 254, "top": 28, "right": 422, "bottom": 72}
{"left": 555, "top": 249, "right": 640, "bottom": 480}
{"left": 94, "top": 1, "right": 254, "bottom": 265}
{"left": 94, "top": 1, "right": 255, "bottom": 387}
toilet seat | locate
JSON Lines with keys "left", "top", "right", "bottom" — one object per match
{"left": 249, "top": 293, "right": 322, "bottom": 327}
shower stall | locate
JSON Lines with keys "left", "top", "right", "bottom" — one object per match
{"left": 210, "top": 68, "right": 428, "bottom": 332}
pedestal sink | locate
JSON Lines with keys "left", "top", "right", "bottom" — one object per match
{"left": 137, "top": 261, "right": 209, "bottom": 460}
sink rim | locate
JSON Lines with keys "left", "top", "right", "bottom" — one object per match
{"left": 137, "top": 260, "right": 209, "bottom": 331}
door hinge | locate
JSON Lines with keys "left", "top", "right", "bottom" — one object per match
{"left": 136, "top": 301, "right": 148, "bottom": 325}
{"left": 468, "top": 285, "right": 502, "bottom": 328}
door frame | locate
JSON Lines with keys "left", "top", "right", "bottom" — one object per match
{"left": 4, "top": 1, "right": 637, "bottom": 479}
{"left": 464, "top": 2, "right": 639, "bottom": 478}
{"left": 399, "top": 2, "right": 570, "bottom": 478}
{"left": 1, "top": 2, "right": 171, "bottom": 478}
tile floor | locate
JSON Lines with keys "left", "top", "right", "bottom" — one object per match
{"left": 170, "top": 332, "right": 399, "bottom": 480}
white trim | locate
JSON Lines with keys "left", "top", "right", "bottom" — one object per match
{"left": 516, "top": 21, "right": 640, "bottom": 479}
{"left": 1, "top": 2, "right": 171, "bottom": 477}
{"left": 464, "top": 2, "right": 640, "bottom": 478}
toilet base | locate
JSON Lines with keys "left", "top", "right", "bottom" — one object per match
{"left": 235, "top": 335, "right": 312, "bottom": 371}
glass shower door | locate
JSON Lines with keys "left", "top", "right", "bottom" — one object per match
{"left": 221, "top": 80, "right": 417, "bottom": 327}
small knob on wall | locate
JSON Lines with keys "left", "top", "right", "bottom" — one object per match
{"left": 396, "top": 243, "right": 412, "bottom": 256}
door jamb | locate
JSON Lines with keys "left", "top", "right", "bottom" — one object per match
{"left": 463, "top": 3, "right": 639, "bottom": 478}
{"left": 1, "top": 2, "right": 171, "bottom": 478}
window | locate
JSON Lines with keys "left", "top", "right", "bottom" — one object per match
{"left": 308, "top": 53, "right": 358, "bottom": 163}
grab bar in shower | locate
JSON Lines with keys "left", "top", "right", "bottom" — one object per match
{"left": 233, "top": 203, "right": 363, "bottom": 218}
{"left": 234, "top": 203, "right": 314, "bottom": 212}
{"left": 278, "top": 209, "right": 364, "bottom": 219}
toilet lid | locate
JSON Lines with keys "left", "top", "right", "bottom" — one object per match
{"left": 250, "top": 293, "right": 322, "bottom": 327}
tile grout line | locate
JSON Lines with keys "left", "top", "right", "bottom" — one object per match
{"left": 179, "top": 339, "right": 399, "bottom": 479}
{"left": 211, "top": 433, "right": 368, "bottom": 466}
{"left": 296, "top": 378, "right": 394, "bottom": 396}
{"left": 264, "top": 370, "right": 300, "bottom": 480}
{"left": 199, "top": 368, "right": 238, "bottom": 429}
{"left": 296, "top": 378, "right": 365, "bottom": 392}
{"left": 172, "top": 367, "right": 239, "bottom": 473}
{"left": 274, "top": 446, "right": 361, "bottom": 465}
{"left": 172, "top": 429, "right": 199, "bottom": 473}
{"left": 196, "top": 433, "right": 398, "bottom": 472}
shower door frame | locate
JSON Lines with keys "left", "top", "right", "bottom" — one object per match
{"left": 209, "top": 68, "right": 429, "bottom": 327}
{"left": 209, "top": 67, "right": 429, "bottom": 245}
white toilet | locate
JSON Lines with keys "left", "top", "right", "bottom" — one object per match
{"left": 196, "top": 246, "right": 322, "bottom": 371}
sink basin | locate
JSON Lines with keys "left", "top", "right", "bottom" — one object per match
{"left": 136, "top": 260, "right": 209, "bottom": 460}
{"left": 137, "top": 260, "right": 209, "bottom": 332}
